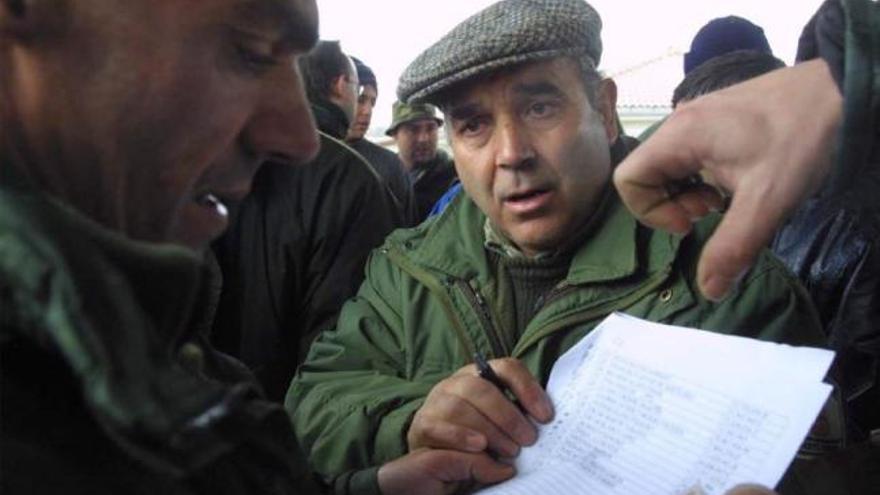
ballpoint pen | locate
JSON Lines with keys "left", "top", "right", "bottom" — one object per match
{"left": 474, "top": 350, "right": 526, "bottom": 414}
{"left": 474, "top": 351, "right": 507, "bottom": 391}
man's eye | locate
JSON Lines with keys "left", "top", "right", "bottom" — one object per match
{"left": 236, "top": 43, "right": 278, "bottom": 72}
{"left": 527, "top": 101, "right": 557, "bottom": 118}
{"left": 458, "top": 118, "right": 485, "bottom": 136}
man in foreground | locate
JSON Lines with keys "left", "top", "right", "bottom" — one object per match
{"left": 288, "top": 0, "right": 826, "bottom": 491}
{"left": 0, "top": 0, "right": 512, "bottom": 492}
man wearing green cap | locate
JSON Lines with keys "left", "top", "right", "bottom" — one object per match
{"left": 289, "top": 0, "right": 830, "bottom": 491}
{"left": 387, "top": 100, "right": 458, "bottom": 222}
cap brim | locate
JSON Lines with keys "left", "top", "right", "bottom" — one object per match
{"left": 405, "top": 47, "right": 587, "bottom": 104}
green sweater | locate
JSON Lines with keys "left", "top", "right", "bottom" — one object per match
{"left": 288, "top": 187, "right": 825, "bottom": 484}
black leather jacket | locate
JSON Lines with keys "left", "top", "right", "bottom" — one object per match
{"left": 773, "top": 0, "right": 880, "bottom": 441}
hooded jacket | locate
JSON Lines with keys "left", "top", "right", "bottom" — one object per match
{"left": 212, "top": 100, "right": 406, "bottom": 401}
{"left": 0, "top": 172, "right": 327, "bottom": 494}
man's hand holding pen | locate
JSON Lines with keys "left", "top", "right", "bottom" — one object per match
{"left": 406, "top": 355, "right": 554, "bottom": 459}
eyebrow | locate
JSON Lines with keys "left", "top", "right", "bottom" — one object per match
{"left": 235, "top": 0, "right": 318, "bottom": 50}
{"left": 447, "top": 102, "right": 483, "bottom": 122}
{"left": 511, "top": 81, "right": 565, "bottom": 98}
{"left": 447, "top": 80, "right": 566, "bottom": 121}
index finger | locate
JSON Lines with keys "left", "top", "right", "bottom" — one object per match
{"left": 488, "top": 358, "right": 554, "bottom": 423}
{"left": 613, "top": 112, "right": 708, "bottom": 234}
{"left": 696, "top": 175, "right": 790, "bottom": 301}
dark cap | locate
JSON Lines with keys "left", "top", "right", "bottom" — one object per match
{"left": 386, "top": 101, "right": 443, "bottom": 136}
{"left": 684, "top": 16, "right": 772, "bottom": 75}
{"left": 397, "top": 0, "right": 602, "bottom": 105}
{"left": 351, "top": 56, "right": 377, "bottom": 89}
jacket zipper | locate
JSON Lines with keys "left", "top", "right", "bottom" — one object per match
{"left": 512, "top": 267, "right": 672, "bottom": 357}
{"left": 384, "top": 246, "right": 476, "bottom": 358}
{"left": 456, "top": 279, "right": 508, "bottom": 358}
{"left": 387, "top": 243, "right": 673, "bottom": 363}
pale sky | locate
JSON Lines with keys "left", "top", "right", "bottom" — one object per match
{"left": 316, "top": 0, "right": 823, "bottom": 132}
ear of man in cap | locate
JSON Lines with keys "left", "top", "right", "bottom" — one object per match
{"left": 397, "top": 0, "right": 602, "bottom": 105}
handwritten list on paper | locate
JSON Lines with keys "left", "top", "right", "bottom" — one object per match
{"left": 479, "top": 313, "right": 834, "bottom": 495}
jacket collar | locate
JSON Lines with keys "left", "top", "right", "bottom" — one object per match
{"left": 395, "top": 136, "right": 682, "bottom": 284}
{"left": 311, "top": 99, "right": 350, "bottom": 139}
{"left": 410, "top": 150, "right": 453, "bottom": 180}
{"left": 407, "top": 185, "right": 680, "bottom": 283}
{"left": 0, "top": 185, "right": 207, "bottom": 348}
{"left": 0, "top": 185, "right": 244, "bottom": 472}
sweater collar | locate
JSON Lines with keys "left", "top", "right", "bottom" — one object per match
{"left": 418, "top": 188, "right": 681, "bottom": 285}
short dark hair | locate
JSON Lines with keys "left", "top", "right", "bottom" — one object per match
{"left": 672, "top": 50, "right": 785, "bottom": 107}
{"left": 298, "top": 40, "right": 352, "bottom": 102}
{"left": 351, "top": 56, "right": 377, "bottom": 91}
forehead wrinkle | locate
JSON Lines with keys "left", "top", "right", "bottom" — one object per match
{"left": 234, "top": 0, "right": 318, "bottom": 50}
{"left": 511, "top": 81, "right": 564, "bottom": 98}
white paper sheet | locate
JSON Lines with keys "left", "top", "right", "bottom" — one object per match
{"left": 479, "top": 313, "right": 834, "bottom": 495}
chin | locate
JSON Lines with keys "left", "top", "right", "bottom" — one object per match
{"left": 510, "top": 225, "right": 566, "bottom": 254}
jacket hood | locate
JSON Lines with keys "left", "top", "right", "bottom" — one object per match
{"left": 311, "top": 100, "right": 351, "bottom": 139}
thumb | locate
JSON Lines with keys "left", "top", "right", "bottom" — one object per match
{"left": 437, "top": 450, "right": 515, "bottom": 486}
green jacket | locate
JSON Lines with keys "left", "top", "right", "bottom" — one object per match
{"left": 288, "top": 186, "right": 825, "bottom": 482}
{"left": 0, "top": 174, "right": 382, "bottom": 494}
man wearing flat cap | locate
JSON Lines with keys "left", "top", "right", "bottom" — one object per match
{"left": 288, "top": 0, "right": 826, "bottom": 490}
{"left": 387, "top": 100, "right": 458, "bottom": 222}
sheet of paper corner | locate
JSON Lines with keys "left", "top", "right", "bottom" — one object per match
{"left": 546, "top": 313, "right": 833, "bottom": 412}
{"left": 478, "top": 312, "right": 835, "bottom": 495}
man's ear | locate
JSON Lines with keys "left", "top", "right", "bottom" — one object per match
{"left": 329, "top": 73, "right": 348, "bottom": 102}
{"left": 596, "top": 78, "right": 620, "bottom": 144}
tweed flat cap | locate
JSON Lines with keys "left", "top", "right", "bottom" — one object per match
{"left": 398, "top": 0, "right": 602, "bottom": 104}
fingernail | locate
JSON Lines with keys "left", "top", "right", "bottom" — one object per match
{"left": 703, "top": 270, "right": 746, "bottom": 302}
{"left": 516, "top": 423, "right": 537, "bottom": 446}
{"left": 539, "top": 399, "right": 554, "bottom": 422}
{"left": 702, "top": 275, "right": 730, "bottom": 302}
{"left": 504, "top": 442, "right": 522, "bottom": 457}
{"left": 466, "top": 432, "right": 486, "bottom": 451}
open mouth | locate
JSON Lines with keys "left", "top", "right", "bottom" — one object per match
{"left": 503, "top": 188, "right": 554, "bottom": 214}
{"left": 507, "top": 189, "right": 550, "bottom": 202}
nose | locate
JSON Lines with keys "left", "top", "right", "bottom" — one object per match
{"left": 494, "top": 118, "right": 534, "bottom": 170}
{"left": 243, "top": 67, "right": 320, "bottom": 166}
